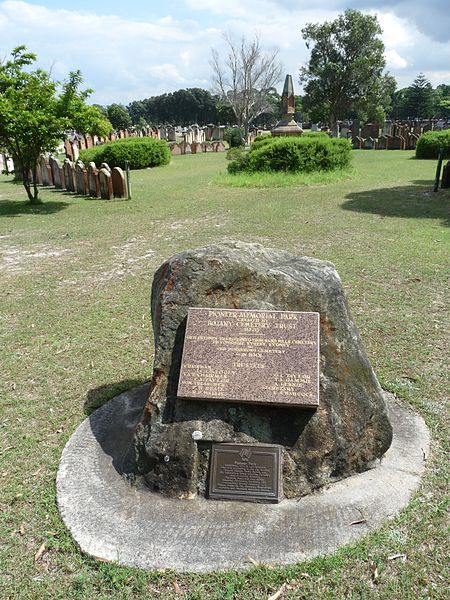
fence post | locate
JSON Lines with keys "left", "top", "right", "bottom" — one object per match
{"left": 125, "top": 160, "right": 132, "bottom": 199}
{"left": 434, "top": 146, "right": 444, "bottom": 192}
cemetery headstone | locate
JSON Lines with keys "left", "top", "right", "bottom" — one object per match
{"left": 111, "top": 167, "right": 126, "bottom": 198}
{"left": 49, "top": 156, "right": 63, "bottom": 188}
{"left": 71, "top": 142, "right": 80, "bottom": 162}
{"left": 75, "top": 161, "right": 87, "bottom": 195}
{"left": 167, "top": 127, "right": 176, "bottom": 142}
{"left": 390, "top": 135, "right": 405, "bottom": 150}
{"left": 363, "top": 137, "right": 375, "bottom": 150}
{"left": 63, "top": 159, "right": 76, "bottom": 192}
{"left": 378, "top": 135, "right": 389, "bottom": 150}
{"left": 40, "top": 157, "right": 51, "bottom": 186}
{"left": 98, "top": 168, "right": 113, "bottom": 199}
{"left": 87, "top": 162, "right": 100, "bottom": 197}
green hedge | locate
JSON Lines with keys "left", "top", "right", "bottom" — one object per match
{"left": 228, "top": 136, "right": 351, "bottom": 174}
{"left": 79, "top": 137, "right": 171, "bottom": 170}
{"left": 301, "top": 131, "right": 330, "bottom": 138}
{"left": 415, "top": 130, "right": 450, "bottom": 159}
{"left": 250, "top": 135, "right": 274, "bottom": 150}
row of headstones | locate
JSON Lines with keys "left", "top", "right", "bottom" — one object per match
{"left": 351, "top": 133, "right": 421, "bottom": 150}
{"left": 33, "top": 156, "right": 127, "bottom": 199}
{"left": 169, "top": 140, "right": 226, "bottom": 155}
{"left": 65, "top": 125, "right": 227, "bottom": 161}
{"left": 310, "top": 120, "right": 450, "bottom": 141}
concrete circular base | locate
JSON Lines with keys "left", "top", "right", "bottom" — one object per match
{"left": 57, "top": 384, "right": 429, "bottom": 573}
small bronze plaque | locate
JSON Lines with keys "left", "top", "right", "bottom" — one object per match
{"left": 177, "top": 308, "right": 319, "bottom": 407}
{"left": 209, "top": 443, "right": 282, "bottom": 503}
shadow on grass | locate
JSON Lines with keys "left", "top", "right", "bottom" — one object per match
{"left": 342, "top": 180, "right": 450, "bottom": 226}
{"left": 0, "top": 199, "right": 69, "bottom": 217}
{"left": 84, "top": 378, "right": 149, "bottom": 415}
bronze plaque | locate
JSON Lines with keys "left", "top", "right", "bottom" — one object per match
{"left": 209, "top": 443, "right": 282, "bottom": 503}
{"left": 177, "top": 308, "right": 319, "bottom": 407}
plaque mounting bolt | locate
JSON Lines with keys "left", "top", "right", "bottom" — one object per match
{"left": 192, "top": 430, "right": 203, "bottom": 441}
{"left": 163, "top": 455, "right": 170, "bottom": 462}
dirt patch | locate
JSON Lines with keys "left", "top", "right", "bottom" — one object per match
{"left": 0, "top": 244, "right": 72, "bottom": 275}
{"left": 60, "top": 236, "right": 156, "bottom": 288}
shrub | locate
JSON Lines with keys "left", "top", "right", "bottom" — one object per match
{"left": 79, "top": 137, "right": 171, "bottom": 170}
{"left": 415, "top": 130, "right": 450, "bottom": 159}
{"left": 227, "top": 136, "right": 351, "bottom": 174}
{"left": 226, "top": 148, "right": 249, "bottom": 173}
{"left": 224, "top": 127, "right": 245, "bottom": 148}
{"left": 301, "top": 131, "right": 330, "bottom": 138}
{"left": 249, "top": 135, "right": 274, "bottom": 151}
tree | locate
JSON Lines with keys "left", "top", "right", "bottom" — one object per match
{"left": 406, "top": 73, "right": 436, "bottom": 118}
{"left": 210, "top": 34, "right": 283, "bottom": 141}
{"left": 299, "top": 9, "right": 396, "bottom": 127}
{"left": 0, "top": 45, "right": 112, "bottom": 203}
{"left": 106, "top": 103, "right": 132, "bottom": 130}
{"left": 127, "top": 100, "right": 147, "bottom": 126}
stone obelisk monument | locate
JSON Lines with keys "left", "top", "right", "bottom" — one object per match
{"left": 271, "top": 74, "right": 303, "bottom": 137}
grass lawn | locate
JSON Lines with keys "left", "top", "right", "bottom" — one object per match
{"left": 0, "top": 150, "right": 448, "bottom": 599}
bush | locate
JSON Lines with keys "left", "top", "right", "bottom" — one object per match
{"left": 79, "top": 137, "right": 171, "bottom": 170}
{"left": 224, "top": 127, "right": 245, "bottom": 148}
{"left": 415, "top": 130, "right": 450, "bottom": 159}
{"left": 228, "top": 136, "right": 351, "bottom": 174}
{"left": 226, "top": 147, "right": 249, "bottom": 173}
{"left": 249, "top": 135, "right": 274, "bottom": 151}
{"left": 301, "top": 131, "right": 330, "bottom": 138}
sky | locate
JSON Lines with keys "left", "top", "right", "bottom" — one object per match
{"left": 0, "top": 0, "right": 449, "bottom": 106}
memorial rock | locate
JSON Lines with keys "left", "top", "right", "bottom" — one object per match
{"left": 131, "top": 241, "right": 392, "bottom": 499}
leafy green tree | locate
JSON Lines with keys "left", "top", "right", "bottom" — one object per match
{"left": 300, "top": 9, "right": 396, "bottom": 127}
{"left": 129, "top": 89, "right": 219, "bottom": 126}
{"left": 0, "top": 45, "right": 111, "bottom": 203}
{"left": 390, "top": 87, "right": 410, "bottom": 119}
{"left": 106, "top": 103, "right": 132, "bottom": 130}
{"left": 406, "top": 73, "right": 437, "bottom": 118}
{"left": 127, "top": 100, "right": 147, "bottom": 126}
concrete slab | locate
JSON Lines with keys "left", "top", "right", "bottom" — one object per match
{"left": 57, "top": 385, "right": 429, "bottom": 573}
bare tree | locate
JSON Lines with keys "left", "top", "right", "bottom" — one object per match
{"left": 211, "top": 34, "right": 283, "bottom": 142}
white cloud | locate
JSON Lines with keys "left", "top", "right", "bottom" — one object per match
{"left": 385, "top": 49, "right": 408, "bottom": 70}
{"left": 0, "top": 0, "right": 448, "bottom": 105}
{"left": 0, "top": 1, "right": 216, "bottom": 103}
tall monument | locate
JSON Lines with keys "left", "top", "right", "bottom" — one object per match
{"left": 271, "top": 74, "right": 303, "bottom": 137}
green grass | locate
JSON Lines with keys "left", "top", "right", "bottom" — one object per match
{"left": 214, "top": 166, "right": 355, "bottom": 187}
{"left": 0, "top": 150, "right": 449, "bottom": 599}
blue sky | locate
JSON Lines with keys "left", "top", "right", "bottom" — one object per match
{"left": 1, "top": 0, "right": 449, "bottom": 105}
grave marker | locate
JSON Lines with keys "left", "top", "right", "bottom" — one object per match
{"left": 99, "top": 168, "right": 113, "bottom": 199}
{"left": 49, "top": 157, "right": 63, "bottom": 188}
{"left": 111, "top": 167, "right": 126, "bottom": 198}
{"left": 87, "top": 163, "right": 100, "bottom": 197}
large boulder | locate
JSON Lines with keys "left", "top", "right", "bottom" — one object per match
{"left": 131, "top": 241, "right": 392, "bottom": 499}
